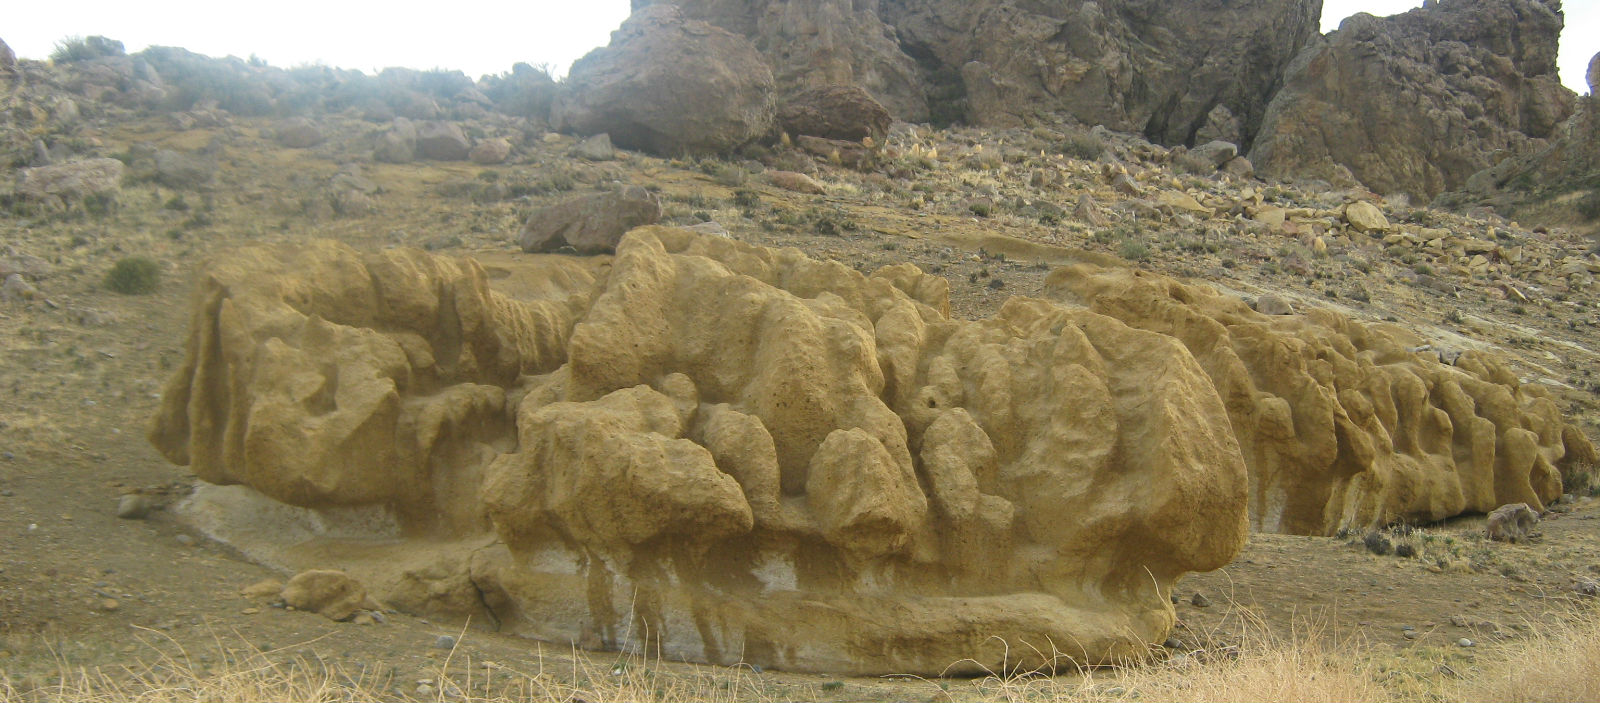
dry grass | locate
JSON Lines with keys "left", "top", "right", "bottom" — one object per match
{"left": 5, "top": 606, "right": 1600, "bottom": 702}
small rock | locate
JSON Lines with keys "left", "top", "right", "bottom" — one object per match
{"left": 99, "top": 598, "right": 120, "bottom": 612}
{"left": 1403, "top": 630, "right": 1419, "bottom": 640}
{"left": 115, "top": 494, "right": 152, "bottom": 520}
{"left": 416, "top": 683, "right": 434, "bottom": 696}
{"left": 518, "top": 186, "right": 663, "bottom": 255}
{"left": 1254, "top": 294, "right": 1295, "bottom": 316}
{"left": 1163, "top": 636, "right": 1183, "bottom": 649}
{"left": 1190, "top": 592, "right": 1211, "bottom": 608}
{"left": 241, "top": 607, "right": 260, "bottom": 615}
{"left": 2, "top": 274, "right": 39, "bottom": 303}
{"left": 1450, "top": 615, "right": 1468, "bottom": 627}
{"left": 1457, "top": 638, "right": 1475, "bottom": 647}
{"left": 434, "top": 635, "right": 457, "bottom": 650}
{"left": 174, "top": 534, "right": 196, "bottom": 547}
{"left": 1486, "top": 503, "right": 1539, "bottom": 543}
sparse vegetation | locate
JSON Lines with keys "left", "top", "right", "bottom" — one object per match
{"left": 50, "top": 35, "right": 125, "bottom": 64}
{"left": 103, "top": 256, "right": 161, "bottom": 295}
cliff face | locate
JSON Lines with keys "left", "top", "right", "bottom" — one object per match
{"left": 1250, "top": 0, "right": 1575, "bottom": 200}
{"left": 880, "top": 0, "right": 1323, "bottom": 147}
{"left": 632, "top": 0, "right": 930, "bottom": 122}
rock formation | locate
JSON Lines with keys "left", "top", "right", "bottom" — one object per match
{"left": 1046, "top": 265, "right": 1597, "bottom": 535}
{"left": 778, "top": 84, "right": 893, "bottom": 143}
{"left": 632, "top": 0, "right": 928, "bottom": 122}
{"left": 555, "top": 6, "right": 777, "bottom": 156}
{"left": 1250, "top": 0, "right": 1575, "bottom": 201}
{"left": 518, "top": 186, "right": 663, "bottom": 254}
{"left": 151, "top": 229, "right": 1250, "bottom": 675}
{"left": 1447, "top": 51, "right": 1599, "bottom": 221}
{"left": 879, "top": 0, "right": 1322, "bottom": 144}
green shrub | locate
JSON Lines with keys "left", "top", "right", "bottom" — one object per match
{"left": 1577, "top": 191, "right": 1600, "bottom": 221}
{"left": 1119, "top": 239, "right": 1151, "bottom": 262}
{"left": 1054, "top": 130, "right": 1105, "bottom": 161}
{"left": 105, "top": 257, "right": 161, "bottom": 295}
{"left": 51, "top": 35, "right": 125, "bottom": 64}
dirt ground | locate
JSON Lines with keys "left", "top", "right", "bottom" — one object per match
{"left": 3, "top": 114, "right": 1599, "bottom": 700}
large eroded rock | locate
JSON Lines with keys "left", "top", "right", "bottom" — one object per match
{"left": 1047, "top": 265, "right": 1597, "bottom": 534}
{"left": 554, "top": 6, "right": 777, "bottom": 156}
{"left": 1250, "top": 0, "right": 1575, "bottom": 200}
{"left": 151, "top": 228, "right": 1249, "bottom": 675}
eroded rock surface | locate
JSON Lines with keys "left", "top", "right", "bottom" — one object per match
{"left": 1047, "top": 265, "right": 1597, "bottom": 535}
{"left": 151, "top": 228, "right": 1248, "bottom": 675}
{"left": 1250, "top": 0, "right": 1574, "bottom": 200}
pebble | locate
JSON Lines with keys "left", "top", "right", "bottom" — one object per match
{"left": 241, "top": 607, "right": 260, "bottom": 615}
{"left": 1403, "top": 630, "right": 1419, "bottom": 640}
{"left": 175, "top": 534, "right": 196, "bottom": 546}
{"left": 434, "top": 635, "right": 456, "bottom": 650}
{"left": 1190, "top": 592, "right": 1211, "bottom": 608}
{"left": 1457, "top": 638, "right": 1475, "bottom": 647}
{"left": 415, "top": 683, "right": 434, "bottom": 696}
{"left": 1163, "top": 637, "right": 1182, "bottom": 649}
{"left": 116, "top": 494, "right": 152, "bottom": 520}
{"left": 98, "top": 598, "right": 119, "bottom": 612}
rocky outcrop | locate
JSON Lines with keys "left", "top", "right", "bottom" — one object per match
{"left": 0, "top": 37, "right": 16, "bottom": 73}
{"left": 555, "top": 6, "right": 777, "bottom": 156}
{"left": 879, "top": 0, "right": 1321, "bottom": 144}
{"left": 633, "top": 0, "right": 928, "bottom": 122}
{"left": 1250, "top": 0, "right": 1575, "bottom": 201}
{"left": 151, "top": 229, "right": 1249, "bottom": 675}
{"left": 16, "top": 158, "right": 125, "bottom": 209}
{"left": 1047, "top": 265, "right": 1597, "bottom": 535}
{"left": 1446, "top": 51, "right": 1599, "bottom": 222}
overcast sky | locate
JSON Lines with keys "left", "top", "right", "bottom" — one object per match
{"left": 3, "top": 1, "right": 1594, "bottom": 94}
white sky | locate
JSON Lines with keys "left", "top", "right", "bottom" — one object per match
{"left": 3, "top": 1, "right": 1594, "bottom": 93}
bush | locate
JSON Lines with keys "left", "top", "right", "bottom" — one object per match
{"left": 1578, "top": 191, "right": 1600, "bottom": 221}
{"left": 51, "top": 35, "right": 126, "bottom": 64}
{"left": 104, "top": 257, "right": 161, "bottom": 295}
{"left": 1055, "top": 130, "right": 1105, "bottom": 161}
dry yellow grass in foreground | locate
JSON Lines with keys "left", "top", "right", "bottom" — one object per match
{"left": 3, "top": 607, "right": 1596, "bottom": 703}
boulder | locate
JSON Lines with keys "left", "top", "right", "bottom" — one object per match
{"left": 281, "top": 570, "right": 369, "bottom": 621}
{"left": 0, "top": 37, "right": 15, "bottom": 73}
{"left": 518, "top": 186, "right": 663, "bottom": 254}
{"left": 373, "top": 119, "right": 417, "bottom": 164}
{"left": 151, "top": 229, "right": 1249, "bottom": 675}
{"left": 469, "top": 138, "right": 511, "bottom": 165}
{"left": 1250, "top": 0, "right": 1574, "bottom": 200}
{"left": 778, "top": 84, "right": 893, "bottom": 143}
{"left": 1344, "top": 201, "right": 1389, "bottom": 233}
{"left": 882, "top": 0, "right": 1321, "bottom": 142}
{"left": 16, "top": 158, "right": 125, "bottom": 207}
{"left": 571, "top": 133, "right": 616, "bottom": 161}
{"left": 1191, "top": 141, "right": 1239, "bottom": 168}
{"left": 1486, "top": 503, "right": 1539, "bottom": 543}
{"left": 415, "top": 121, "right": 470, "bottom": 161}
{"left": 1590, "top": 51, "right": 1599, "bottom": 95}
{"left": 554, "top": 6, "right": 776, "bottom": 156}
{"left": 1048, "top": 265, "right": 1595, "bottom": 534}
{"left": 276, "top": 117, "right": 324, "bottom": 148}
{"left": 1253, "top": 294, "right": 1294, "bottom": 316}
{"left": 635, "top": 0, "right": 928, "bottom": 121}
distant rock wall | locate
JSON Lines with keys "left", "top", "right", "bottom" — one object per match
{"left": 880, "top": 0, "right": 1323, "bottom": 146}
{"left": 1250, "top": 0, "right": 1575, "bottom": 200}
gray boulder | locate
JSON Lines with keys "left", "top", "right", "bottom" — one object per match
{"left": 554, "top": 5, "right": 776, "bottom": 156}
{"left": 415, "top": 121, "right": 470, "bottom": 161}
{"left": 277, "top": 117, "right": 325, "bottom": 148}
{"left": 778, "top": 84, "right": 893, "bottom": 143}
{"left": 518, "top": 186, "right": 663, "bottom": 254}
{"left": 1486, "top": 503, "right": 1539, "bottom": 543}
{"left": 374, "top": 119, "right": 418, "bottom": 164}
